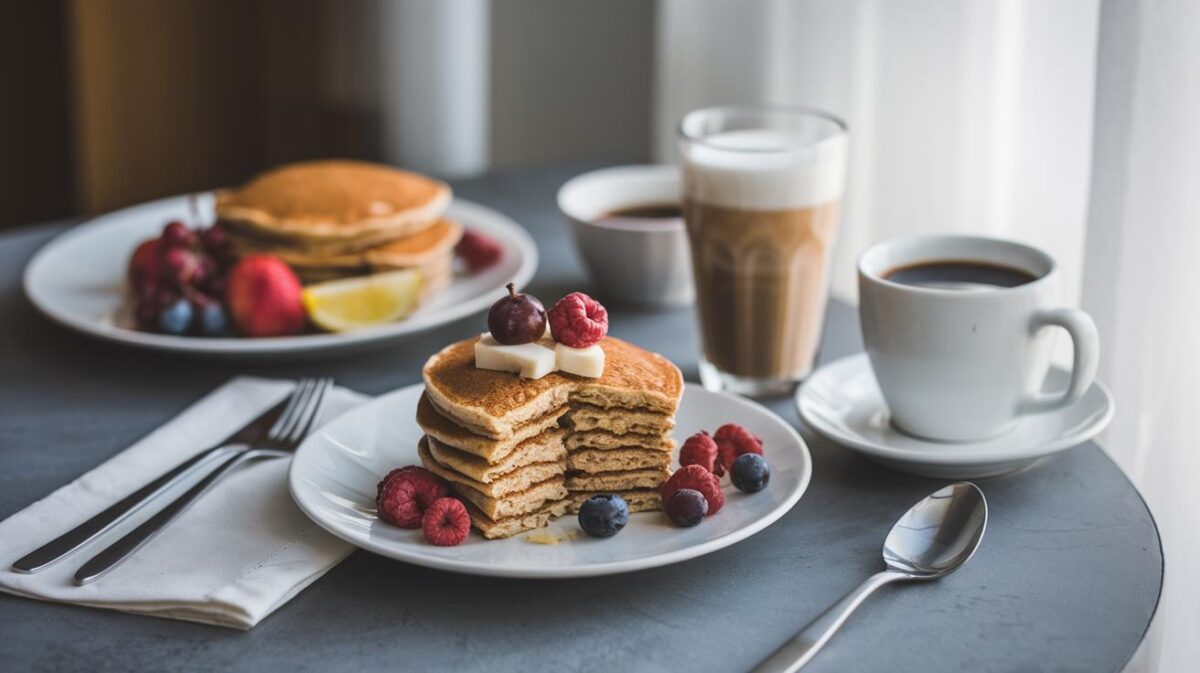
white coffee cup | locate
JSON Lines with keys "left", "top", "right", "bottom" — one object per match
{"left": 857, "top": 235, "right": 1099, "bottom": 442}
{"left": 557, "top": 165, "right": 693, "bottom": 308}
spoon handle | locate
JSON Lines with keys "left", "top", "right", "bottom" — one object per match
{"left": 752, "top": 570, "right": 908, "bottom": 673}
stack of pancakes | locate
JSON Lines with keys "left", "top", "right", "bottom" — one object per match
{"left": 417, "top": 336, "right": 683, "bottom": 538}
{"left": 215, "top": 160, "right": 462, "bottom": 290}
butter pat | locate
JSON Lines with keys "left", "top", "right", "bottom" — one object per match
{"left": 555, "top": 342, "right": 605, "bottom": 378}
{"left": 474, "top": 333, "right": 555, "bottom": 379}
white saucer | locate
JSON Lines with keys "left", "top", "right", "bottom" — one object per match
{"left": 796, "top": 353, "right": 1114, "bottom": 478}
{"left": 289, "top": 382, "right": 811, "bottom": 579}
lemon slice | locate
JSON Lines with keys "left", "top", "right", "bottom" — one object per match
{"left": 302, "top": 270, "right": 423, "bottom": 332}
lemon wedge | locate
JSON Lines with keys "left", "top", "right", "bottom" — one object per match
{"left": 302, "top": 270, "right": 423, "bottom": 332}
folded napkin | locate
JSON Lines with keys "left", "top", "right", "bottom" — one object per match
{"left": 0, "top": 377, "right": 364, "bottom": 629}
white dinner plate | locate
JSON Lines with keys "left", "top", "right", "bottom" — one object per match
{"left": 796, "top": 353, "right": 1114, "bottom": 478}
{"left": 289, "top": 382, "right": 812, "bottom": 578}
{"left": 22, "top": 193, "right": 537, "bottom": 360}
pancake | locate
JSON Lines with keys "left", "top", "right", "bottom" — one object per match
{"left": 565, "top": 468, "right": 669, "bottom": 492}
{"left": 565, "top": 430, "right": 674, "bottom": 452}
{"left": 426, "top": 434, "right": 566, "bottom": 483}
{"left": 567, "top": 489, "right": 662, "bottom": 514}
{"left": 463, "top": 498, "right": 571, "bottom": 539}
{"left": 448, "top": 478, "right": 568, "bottom": 521}
{"left": 419, "top": 438, "right": 565, "bottom": 499}
{"left": 215, "top": 160, "right": 450, "bottom": 244}
{"left": 567, "top": 448, "right": 671, "bottom": 474}
{"left": 566, "top": 403, "right": 675, "bottom": 435}
{"left": 423, "top": 336, "right": 684, "bottom": 439}
{"left": 235, "top": 218, "right": 463, "bottom": 269}
{"left": 417, "top": 393, "right": 569, "bottom": 461}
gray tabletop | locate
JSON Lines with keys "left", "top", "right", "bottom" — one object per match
{"left": 0, "top": 165, "right": 1162, "bottom": 673}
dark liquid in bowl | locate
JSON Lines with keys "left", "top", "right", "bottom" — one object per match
{"left": 598, "top": 203, "right": 682, "bottom": 220}
{"left": 885, "top": 260, "right": 1039, "bottom": 290}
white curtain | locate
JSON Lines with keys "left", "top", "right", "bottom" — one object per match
{"left": 655, "top": 1, "right": 1196, "bottom": 670}
{"left": 1084, "top": 0, "right": 1200, "bottom": 670}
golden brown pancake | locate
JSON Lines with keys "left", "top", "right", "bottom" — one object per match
{"left": 423, "top": 337, "right": 684, "bottom": 439}
{"left": 413, "top": 336, "right": 683, "bottom": 538}
{"left": 215, "top": 160, "right": 451, "bottom": 243}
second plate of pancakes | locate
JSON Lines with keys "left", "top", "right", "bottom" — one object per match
{"left": 23, "top": 192, "right": 536, "bottom": 359}
{"left": 288, "top": 382, "right": 812, "bottom": 579}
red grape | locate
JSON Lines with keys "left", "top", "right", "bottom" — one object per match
{"left": 487, "top": 283, "right": 546, "bottom": 345}
{"left": 161, "top": 221, "right": 196, "bottom": 249}
{"left": 161, "top": 248, "right": 199, "bottom": 285}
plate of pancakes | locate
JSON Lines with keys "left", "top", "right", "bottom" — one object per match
{"left": 289, "top": 333, "right": 812, "bottom": 578}
{"left": 23, "top": 161, "right": 537, "bottom": 359}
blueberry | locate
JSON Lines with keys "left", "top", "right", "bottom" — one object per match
{"left": 731, "top": 453, "right": 771, "bottom": 493}
{"left": 578, "top": 494, "right": 629, "bottom": 538}
{"left": 198, "top": 302, "right": 230, "bottom": 336}
{"left": 664, "top": 488, "right": 708, "bottom": 527}
{"left": 158, "top": 298, "right": 193, "bottom": 335}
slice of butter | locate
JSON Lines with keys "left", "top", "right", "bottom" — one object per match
{"left": 555, "top": 342, "right": 605, "bottom": 378}
{"left": 474, "top": 333, "right": 556, "bottom": 379}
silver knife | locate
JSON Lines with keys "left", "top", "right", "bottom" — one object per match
{"left": 10, "top": 392, "right": 292, "bottom": 573}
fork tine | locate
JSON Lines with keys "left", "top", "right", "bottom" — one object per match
{"left": 267, "top": 378, "right": 315, "bottom": 441}
{"left": 286, "top": 378, "right": 332, "bottom": 447}
{"left": 275, "top": 378, "right": 319, "bottom": 442}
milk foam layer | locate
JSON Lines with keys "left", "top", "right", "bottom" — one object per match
{"left": 682, "top": 129, "right": 847, "bottom": 211}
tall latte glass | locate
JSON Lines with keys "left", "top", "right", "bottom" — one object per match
{"left": 679, "top": 106, "right": 848, "bottom": 396}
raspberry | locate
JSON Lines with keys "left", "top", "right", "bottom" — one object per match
{"left": 376, "top": 466, "right": 417, "bottom": 499}
{"left": 456, "top": 229, "right": 503, "bottom": 273}
{"left": 662, "top": 465, "right": 724, "bottom": 515}
{"left": 548, "top": 292, "right": 608, "bottom": 348}
{"left": 377, "top": 479, "right": 423, "bottom": 528}
{"left": 375, "top": 465, "right": 449, "bottom": 528}
{"left": 422, "top": 497, "right": 471, "bottom": 546}
{"left": 714, "top": 423, "right": 763, "bottom": 472}
{"left": 679, "top": 431, "right": 719, "bottom": 474}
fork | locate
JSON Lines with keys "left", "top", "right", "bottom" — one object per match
{"left": 72, "top": 377, "right": 334, "bottom": 585}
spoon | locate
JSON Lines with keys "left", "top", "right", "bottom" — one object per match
{"left": 752, "top": 482, "right": 988, "bottom": 673}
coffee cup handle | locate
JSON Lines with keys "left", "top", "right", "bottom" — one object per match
{"left": 1021, "top": 307, "right": 1100, "bottom": 414}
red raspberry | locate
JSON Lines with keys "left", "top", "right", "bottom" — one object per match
{"left": 422, "top": 497, "right": 471, "bottom": 546}
{"left": 375, "top": 466, "right": 449, "bottom": 528}
{"left": 661, "top": 465, "right": 724, "bottom": 515}
{"left": 456, "top": 229, "right": 503, "bottom": 273}
{"left": 377, "top": 478, "right": 423, "bottom": 528}
{"left": 548, "top": 292, "right": 608, "bottom": 348}
{"left": 679, "top": 431, "right": 719, "bottom": 475}
{"left": 714, "top": 423, "right": 763, "bottom": 472}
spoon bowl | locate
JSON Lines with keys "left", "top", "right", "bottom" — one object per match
{"left": 883, "top": 482, "right": 988, "bottom": 577}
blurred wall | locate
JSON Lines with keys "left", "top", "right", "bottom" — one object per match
{"left": 0, "top": 2, "right": 74, "bottom": 229}
{"left": 489, "top": 0, "right": 654, "bottom": 169}
{"left": 0, "top": 0, "right": 655, "bottom": 228}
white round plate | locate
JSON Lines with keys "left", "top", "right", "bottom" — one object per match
{"left": 796, "top": 353, "right": 1114, "bottom": 478}
{"left": 22, "top": 193, "right": 536, "bottom": 360}
{"left": 289, "top": 382, "right": 811, "bottom": 578}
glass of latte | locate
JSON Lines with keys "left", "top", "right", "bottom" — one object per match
{"left": 678, "top": 106, "right": 848, "bottom": 397}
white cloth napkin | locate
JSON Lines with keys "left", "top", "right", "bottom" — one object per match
{"left": 0, "top": 376, "right": 364, "bottom": 629}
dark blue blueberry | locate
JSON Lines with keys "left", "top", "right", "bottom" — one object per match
{"left": 731, "top": 453, "right": 771, "bottom": 493}
{"left": 198, "top": 302, "right": 230, "bottom": 336}
{"left": 578, "top": 494, "right": 629, "bottom": 538}
{"left": 664, "top": 488, "right": 708, "bottom": 527}
{"left": 158, "top": 298, "right": 193, "bottom": 335}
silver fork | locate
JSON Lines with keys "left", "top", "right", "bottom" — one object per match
{"left": 72, "top": 377, "right": 334, "bottom": 585}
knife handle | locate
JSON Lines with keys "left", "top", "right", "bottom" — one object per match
{"left": 72, "top": 449, "right": 267, "bottom": 585}
{"left": 9, "top": 444, "right": 236, "bottom": 573}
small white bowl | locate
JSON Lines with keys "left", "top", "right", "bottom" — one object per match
{"left": 557, "top": 165, "right": 694, "bottom": 308}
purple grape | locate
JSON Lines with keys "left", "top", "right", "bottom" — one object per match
{"left": 161, "top": 221, "right": 196, "bottom": 249}
{"left": 487, "top": 283, "right": 546, "bottom": 345}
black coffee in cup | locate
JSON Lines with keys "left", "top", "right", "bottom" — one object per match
{"left": 884, "top": 260, "right": 1038, "bottom": 291}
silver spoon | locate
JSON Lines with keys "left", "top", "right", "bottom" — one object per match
{"left": 753, "top": 482, "right": 988, "bottom": 673}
